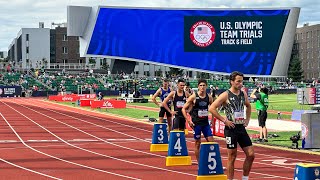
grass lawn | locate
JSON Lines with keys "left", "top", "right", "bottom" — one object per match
{"left": 247, "top": 130, "right": 300, "bottom": 148}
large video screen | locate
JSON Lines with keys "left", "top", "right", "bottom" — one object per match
{"left": 87, "top": 8, "right": 290, "bottom": 75}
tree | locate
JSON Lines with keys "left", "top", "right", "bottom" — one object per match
{"left": 155, "top": 70, "right": 162, "bottom": 77}
{"left": 89, "top": 57, "right": 96, "bottom": 64}
{"left": 198, "top": 72, "right": 210, "bottom": 79}
{"left": 101, "top": 62, "right": 109, "bottom": 70}
{"left": 167, "top": 67, "right": 183, "bottom": 78}
{"left": 287, "top": 56, "right": 303, "bottom": 81}
{"left": 42, "top": 58, "right": 48, "bottom": 69}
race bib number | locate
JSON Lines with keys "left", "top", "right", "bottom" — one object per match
{"left": 198, "top": 109, "right": 208, "bottom": 118}
{"left": 234, "top": 111, "right": 244, "bottom": 124}
{"left": 176, "top": 101, "right": 185, "bottom": 108}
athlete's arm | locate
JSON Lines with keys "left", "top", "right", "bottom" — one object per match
{"left": 243, "top": 90, "right": 252, "bottom": 127}
{"left": 182, "top": 94, "right": 195, "bottom": 127}
{"left": 208, "top": 94, "right": 215, "bottom": 124}
{"left": 184, "top": 89, "right": 190, "bottom": 98}
{"left": 163, "top": 91, "right": 175, "bottom": 114}
{"left": 208, "top": 94, "right": 214, "bottom": 105}
{"left": 209, "top": 91, "right": 235, "bottom": 128}
{"left": 151, "top": 88, "right": 162, "bottom": 107}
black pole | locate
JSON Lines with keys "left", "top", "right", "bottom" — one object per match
{"left": 126, "top": 81, "right": 129, "bottom": 96}
{"left": 134, "top": 80, "right": 137, "bottom": 93}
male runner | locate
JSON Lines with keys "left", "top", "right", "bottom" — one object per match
{"left": 152, "top": 79, "right": 173, "bottom": 132}
{"left": 182, "top": 79, "right": 214, "bottom": 162}
{"left": 163, "top": 79, "right": 190, "bottom": 131}
{"left": 209, "top": 71, "right": 254, "bottom": 180}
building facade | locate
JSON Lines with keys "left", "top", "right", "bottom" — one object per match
{"left": 293, "top": 24, "right": 320, "bottom": 80}
{"left": 0, "top": 51, "right": 7, "bottom": 60}
{"left": 8, "top": 28, "right": 50, "bottom": 69}
{"left": 7, "top": 24, "right": 87, "bottom": 70}
{"left": 50, "top": 26, "right": 85, "bottom": 66}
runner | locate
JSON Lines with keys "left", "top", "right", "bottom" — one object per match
{"left": 151, "top": 79, "right": 173, "bottom": 132}
{"left": 163, "top": 79, "right": 190, "bottom": 131}
{"left": 209, "top": 71, "right": 254, "bottom": 180}
{"left": 182, "top": 79, "right": 214, "bottom": 162}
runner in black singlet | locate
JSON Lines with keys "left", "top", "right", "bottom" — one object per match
{"left": 163, "top": 79, "right": 190, "bottom": 131}
{"left": 182, "top": 79, "right": 213, "bottom": 163}
{"left": 209, "top": 71, "right": 254, "bottom": 180}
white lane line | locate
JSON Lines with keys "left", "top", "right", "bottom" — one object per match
{"left": 15, "top": 100, "right": 197, "bottom": 177}
{"left": 31, "top": 100, "right": 295, "bottom": 179}
{"left": 0, "top": 111, "right": 140, "bottom": 180}
{"left": 0, "top": 139, "right": 138, "bottom": 144}
{"left": 33, "top": 100, "right": 296, "bottom": 178}
{"left": 0, "top": 158, "right": 62, "bottom": 180}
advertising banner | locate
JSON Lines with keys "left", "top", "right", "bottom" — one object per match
{"left": 0, "top": 86, "right": 22, "bottom": 97}
{"left": 90, "top": 99, "right": 126, "bottom": 109}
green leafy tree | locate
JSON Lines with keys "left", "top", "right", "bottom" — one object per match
{"left": 198, "top": 72, "right": 210, "bottom": 79}
{"left": 89, "top": 58, "right": 96, "bottom": 64}
{"left": 101, "top": 63, "right": 109, "bottom": 70}
{"left": 288, "top": 56, "right": 303, "bottom": 81}
{"left": 167, "top": 67, "right": 183, "bottom": 77}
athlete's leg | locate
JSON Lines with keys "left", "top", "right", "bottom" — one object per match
{"left": 226, "top": 148, "right": 237, "bottom": 179}
{"left": 193, "top": 125, "right": 202, "bottom": 162}
{"left": 242, "top": 145, "right": 255, "bottom": 176}
{"left": 159, "top": 117, "right": 164, "bottom": 123}
{"left": 203, "top": 124, "right": 214, "bottom": 142}
{"left": 167, "top": 116, "right": 173, "bottom": 133}
{"left": 195, "top": 139, "right": 201, "bottom": 162}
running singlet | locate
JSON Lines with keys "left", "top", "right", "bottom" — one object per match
{"left": 224, "top": 90, "right": 246, "bottom": 124}
{"left": 191, "top": 92, "right": 209, "bottom": 126}
{"left": 159, "top": 87, "right": 171, "bottom": 106}
{"left": 173, "top": 91, "right": 187, "bottom": 117}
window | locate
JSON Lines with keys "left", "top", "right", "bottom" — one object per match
{"left": 307, "top": 42, "right": 310, "bottom": 49}
{"left": 26, "top": 34, "right": 29, "bottom": 41}
{"left": 76, "top": 37, "right": 79, "bottom": 41}
{"left": 62, "top": 47, "right": 68, "bottom": 54}
{"left": 26, "top": 47, "right": 29, "bottom": 54}
{"left": 63, "top": 35, "right": 67, "bottom": 41}
{"left": 307, "top": 61, "right": 310, "bottom": 69}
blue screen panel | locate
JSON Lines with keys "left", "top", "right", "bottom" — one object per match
{"left": 87, "top": 8, "right": 289, "bottom": 75}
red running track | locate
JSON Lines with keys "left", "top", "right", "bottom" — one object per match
{"left": 0, "top": 98, "right": 318, "bottom": 180}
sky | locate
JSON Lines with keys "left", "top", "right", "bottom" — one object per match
{"left": 0, "top": 0, "right": 319, "bottom": 51}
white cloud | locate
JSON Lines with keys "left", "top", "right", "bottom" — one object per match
{"left": 0, "top": 0, "right": 319, "bottom": 51}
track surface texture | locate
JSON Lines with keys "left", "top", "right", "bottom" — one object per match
{"left": 0, "top": 98, "right": 319, "bottom": 180}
